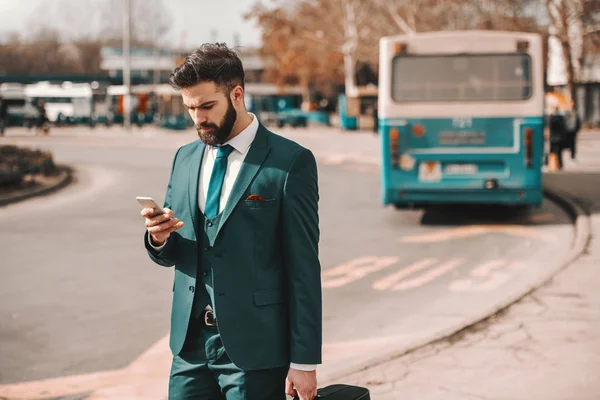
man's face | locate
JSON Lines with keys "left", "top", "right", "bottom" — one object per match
{"left": 181, "top": 81, "right": 237, "bottom": 146}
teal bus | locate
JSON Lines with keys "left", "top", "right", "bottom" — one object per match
{"left": 378, "top": 31, "right": 544, "bottom": 208}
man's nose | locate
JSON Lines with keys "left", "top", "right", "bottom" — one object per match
{"left": 192, "top": 110, "right": 208, "bottom": 126}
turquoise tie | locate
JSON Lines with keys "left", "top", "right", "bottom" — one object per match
{"left": 205, "top": 144, "right": 234, "bottom": 219}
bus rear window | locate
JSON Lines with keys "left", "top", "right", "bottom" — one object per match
{"left": 392, "top": 54, "right": 532, "bottom": 102}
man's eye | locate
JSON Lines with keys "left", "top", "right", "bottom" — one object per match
{"left": 202, "top": 105, "right": 213, "bottom": 110}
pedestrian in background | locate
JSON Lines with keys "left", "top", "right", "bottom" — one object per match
{"left": 372, "top": 102, "right": 378, "bottom": 134}
{"left": 548, "top": 106, "right": 567, "bottom": 169}
{"left": 564, "top": 109, "right": 582, "bottom": 164}
{"left": 35, "top": 99, "right": 49, "bottom": 135}
{"left": 0, "top": 96, "right": 8, "bottom": 136}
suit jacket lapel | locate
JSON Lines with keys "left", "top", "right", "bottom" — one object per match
{"left": 216, "top": 124, "right": 271, "bottom": 237}
{"left": 188, "top": 140, "right": 206, "bottom": 239}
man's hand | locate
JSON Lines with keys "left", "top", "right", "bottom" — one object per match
{"left": 141, "top": 208, "right": 184, "bottom": 246}
{"left": 286, "top": 368, "right": 317, "bottom": 400}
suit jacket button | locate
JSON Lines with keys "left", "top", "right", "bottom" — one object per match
{"left": 207, "top": 221, "right": 214, "bottom": 227}
{"left": 189, "top": 286, "right": 195, "bottom": 293}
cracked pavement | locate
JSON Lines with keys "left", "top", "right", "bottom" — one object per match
{"left": 339, "top": 132, "right": 600, "bottom": 400}
{"left": 341, "top": 233, "right": 600, "bottom": 400}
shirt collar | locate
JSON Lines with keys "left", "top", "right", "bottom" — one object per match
{"left": 218, "top": 113, "right": 258, "bottom": 156}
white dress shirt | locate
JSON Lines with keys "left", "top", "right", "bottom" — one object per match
{"left": 150, "top": 113, "right": 316, "bottom": 372}
{"left": 198, "top": 112, "right": 258, "bottom": 214}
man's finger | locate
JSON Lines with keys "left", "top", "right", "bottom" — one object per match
{"left": 153, "top": 222, "right": 184, "bottom": 241}
{"left": 148, "top": 219, "right": 178, "bottom": 235}
{"left": 298, "top": 389, "right": 311, "bottom": 400}
{"left": 285, "top": 378, "right": 296, "bottom": 397}
{"left": 158, "top": 218, "right": 179, "bottom": 231}
{"left": 300, "top": 391, "right": 317, "bottom": 400}
{"left": 146, "top": 212, "right": 173, "bottom": 227}
{"left": 167, "top": 221, "right": 184, "bottom": 232}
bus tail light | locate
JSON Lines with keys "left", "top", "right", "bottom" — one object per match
{"left": 412, "top": 124, "right": 425, "bottom": 137}
{"left": 517, "top": 40, "right": 529, "bottom": 52}
{"left": 524, "top": 128, "right": 533, "bottom": 168}
{"left": 394, "top": 43, "right": 407, "bottom": 54}
{"left": 390, "top": 128, "right": 400, "bottom": 167}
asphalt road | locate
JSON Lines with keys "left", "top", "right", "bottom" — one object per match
{"left": 0, "top": 129, "right": 574, "bottom": 386}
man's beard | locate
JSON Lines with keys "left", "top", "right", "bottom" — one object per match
{"left": 195, "top": 97, "right": 237, "bottom": 146}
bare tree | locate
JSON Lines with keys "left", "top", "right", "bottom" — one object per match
{"left": 248, "top": 0, "right": 386, "bottom": 98}
{"left": 246, "top": 1, "right": 345, "bottom": 100}
{"left": 248, "top": 0, "right": 549, "bottom": 103}
{"left": 341, "top": 0, "right": 360, "bottom": 96}
{"left": 0, "top": 26, "right": 103, "bottom": 75}
{"left": 546, "top": 0, "right": 600, "bottom": 107}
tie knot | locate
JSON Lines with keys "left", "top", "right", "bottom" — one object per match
{"left": 216, "top": 144, "right": 233, "bottom": 159}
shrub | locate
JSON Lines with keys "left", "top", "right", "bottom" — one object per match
{"left": 0, "top": 145, "right": 57, "bottom": 189}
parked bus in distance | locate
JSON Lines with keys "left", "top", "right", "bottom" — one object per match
{"left": 378, "top": 31, "right": 544, "bottom": 209}
{"left": 24, "top": 81, "right": 94, "bottom": 125}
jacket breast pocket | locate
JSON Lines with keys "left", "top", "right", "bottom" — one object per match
{"left": 254, "top": 288, "right": 287, "bottom": 306}
{"left": 244, "top": 198, "right": 277, "bottom": 210}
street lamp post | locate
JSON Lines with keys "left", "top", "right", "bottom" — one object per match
{"left": 122, "top": 0, "right": 132, "bottom": 130}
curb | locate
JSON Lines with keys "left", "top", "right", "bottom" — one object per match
{"left": 0, "top": 165, "right": 73, "bottom": 207}
{"left": 323, "top": 187, "right": 591, "bottom": 383}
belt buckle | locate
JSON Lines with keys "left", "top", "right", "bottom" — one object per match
{"left": 204, "top": 310, "right": 217, "bottom": 327}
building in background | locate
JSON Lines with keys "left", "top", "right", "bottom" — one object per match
{"left": 99, "top": 46, "right": 265, "bottom": 85}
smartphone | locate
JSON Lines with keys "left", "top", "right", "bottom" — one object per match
{"left": 136, "top": 197, "right": 166, "bottom": 217}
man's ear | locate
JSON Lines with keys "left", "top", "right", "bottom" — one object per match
{"left": 230, "top": 86, "right": 244, "bottom": 105}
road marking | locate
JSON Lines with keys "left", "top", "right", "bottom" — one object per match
{"left": 391, "top": 259, "right": 464, "bottom": 291}
{"left": 449, "top": 260, "right": 526, "bottom": 292}
{"left": 470, "top": 259, "right": 508, "bottom": 277}
{"left": 400, "top": 225, "right": 559, "bottom": 244}
{"left": 372, "top": 258, "right": 438, "bottom": 291}
{"left": 322, "top": 256, "right": 399, "bottom": 289}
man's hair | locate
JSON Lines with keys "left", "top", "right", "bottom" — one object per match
{"left": 169, "top": 43, "right": 245, "bottom": 93}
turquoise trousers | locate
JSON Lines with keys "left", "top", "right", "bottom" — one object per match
{"left": 168, "top": 317, "right": 288, "bottom": 400}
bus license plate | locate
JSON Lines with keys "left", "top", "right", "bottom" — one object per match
{"left": 444, "top": 164, "right": 478, "bottom": 175}
{"left": 419, "top": 162, "right": 442, "bottom": 182}
{"left": 439, "top": 131, "right": 486, "bottom": 145}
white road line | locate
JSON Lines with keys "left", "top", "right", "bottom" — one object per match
{"left": 392, "top": 259, "right": 464, "bottom": 291}
{"left": 322, "top": 256, "right": 399, "bottom": 289}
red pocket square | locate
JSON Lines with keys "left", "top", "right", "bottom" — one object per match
{"left": 246, "top": 194, "right": 265, "bottom": 201}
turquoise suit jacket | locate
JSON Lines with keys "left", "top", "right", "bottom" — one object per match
{"left": 145, "top": 123, "right": 322, "bottom": 370}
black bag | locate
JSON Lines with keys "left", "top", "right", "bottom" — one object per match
{"left": 294, "top": 384, "right": 370, "bottom": 399}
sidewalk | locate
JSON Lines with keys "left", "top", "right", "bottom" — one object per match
{"left": 337, "top": 133, "right": 600, "bottom": 399}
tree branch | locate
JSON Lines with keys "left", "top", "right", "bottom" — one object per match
{"left": 584, "top": 24, "right": 600, "bottom": 35}
{"left": 373, "top": 0, "right": 416, "bottom": 35}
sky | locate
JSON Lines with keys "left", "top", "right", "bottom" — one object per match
{"left": 0, "top": 0, "right": 264, "bottom": 48}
